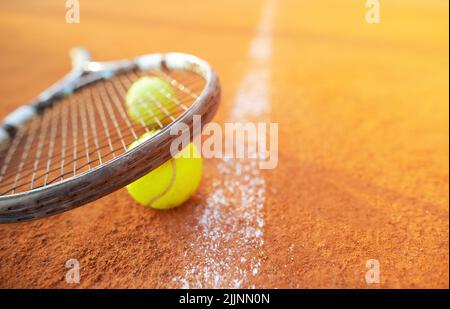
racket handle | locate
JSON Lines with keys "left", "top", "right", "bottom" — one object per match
{"left": 70, "top": 47, "right": 91, "bottom": 69}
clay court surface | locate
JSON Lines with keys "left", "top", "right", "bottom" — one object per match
{"left": 0, "top": 0, "right": 448, "bottom": 288}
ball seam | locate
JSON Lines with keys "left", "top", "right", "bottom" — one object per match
{"left": 147, "top": 159, "right": 177, "bottom": 208}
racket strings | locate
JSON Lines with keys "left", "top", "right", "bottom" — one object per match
{"left": 30, "top": 68, "right": 202, "bottom": 159}
{"left": 0, "top": 76, "right": 203, "bottom": 194}
{"left": 0, "top": 68, "right": 205, "bottom": 196}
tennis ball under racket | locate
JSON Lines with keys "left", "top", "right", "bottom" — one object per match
{"left": 125, "top": 76, "right": 177, "bottom": 127}
{"left": 126, "top": 131, "right": 202, "bottom": 209}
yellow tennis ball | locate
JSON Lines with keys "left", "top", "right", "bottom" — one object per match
{"left": 125, "top": 76, "right": 177, "bottom": 127}
{"left": 126, "top": 131, "right": 203, "bottom": 209}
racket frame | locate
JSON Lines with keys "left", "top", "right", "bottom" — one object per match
{"left": 0, "top": 49, "right": 220, "bottom": 223}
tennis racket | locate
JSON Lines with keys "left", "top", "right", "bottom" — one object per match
{"left": 0, "top": 48, "right": 220, "bottom": 223}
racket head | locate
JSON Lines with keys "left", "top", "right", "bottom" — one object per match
{"left": 0, "top": 52, "right": 220, "bottom": 223}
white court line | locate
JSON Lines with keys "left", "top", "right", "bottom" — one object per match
{"left": 233, "top": 0, "right": 275, "bottom": 121}
{"left": 173, "top": 0, "right": 276, "bottom": 288}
